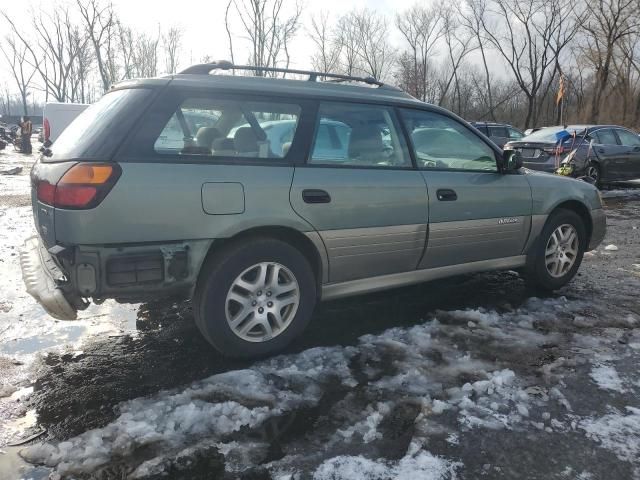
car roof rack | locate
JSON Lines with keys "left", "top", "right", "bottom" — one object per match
{"left": 179, "top": 60, "right": 387, "bottom": 88}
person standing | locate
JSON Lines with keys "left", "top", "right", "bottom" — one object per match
{"left": 20, "top": 116, "right": 33, "bottom": 154}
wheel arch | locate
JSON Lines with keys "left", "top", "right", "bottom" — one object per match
{"left": 194, "top": 226, "right": 326, "bottom": 298}
{"left": 550, "top": 200, "right": 593, "bottom": 246}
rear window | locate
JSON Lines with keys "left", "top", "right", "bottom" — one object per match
{"left": 523, "top": 126, "right": 588, "bottom": 143}
{"left": 522, "top": 127, "right": 566, "bottom": 142}
{"left": 48, "top": 88, "right": 151, "bottom": 162}
{"left": 488, "top": 126, "right": 508, "bottom": 138}
{"left": 153, "top": 97, "right": 301, "bottom": 159}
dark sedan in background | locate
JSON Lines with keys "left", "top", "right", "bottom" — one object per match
{"left": 470, "top": 121, "right": 525, "bottom": 148}
{"left": 505, "top": 125, "right": 640, "bottom": 186}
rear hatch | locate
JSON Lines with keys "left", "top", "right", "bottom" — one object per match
{"left": 31, "top": 86, "right": 158, "bottom": 249}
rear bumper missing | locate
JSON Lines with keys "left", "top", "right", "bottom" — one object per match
{"left": 20, "top": 236, "right": 78, "bottom": 320}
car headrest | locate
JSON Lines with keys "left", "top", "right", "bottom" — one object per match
{"left": 349, "top": 125, "right": 384, "bottom": 161}
{"left": 212, "top": 137, "right": 235, "bottom": 154}
{"left": 195, "top": 127, "right": 221, "bottom": 148}
{"left": 234, "top": 127, "right": 259, "bottom": 154}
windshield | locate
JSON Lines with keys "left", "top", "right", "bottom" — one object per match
{"left": 49, "top": 88, "right": 151, "bottom": 162}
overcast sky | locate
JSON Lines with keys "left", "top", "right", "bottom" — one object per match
{"left": 0, "top": 0, "right": 424, "bottom": 88}
{"left": 107, "top": 0, "right": 420, "bottom": 71}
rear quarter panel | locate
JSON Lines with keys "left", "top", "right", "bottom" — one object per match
{"left": 54, "top": 163, "right": 310, "bottom": 245}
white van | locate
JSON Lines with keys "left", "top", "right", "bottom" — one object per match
{"left": 43, "top": 102, "right": 89, "bottom": 144}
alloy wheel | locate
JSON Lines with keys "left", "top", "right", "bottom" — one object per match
{"left": 545, "top": 224, "right": 579, "bottom": 278}
{"left": 225, "top": 262, "right": 300, "bottom": 342}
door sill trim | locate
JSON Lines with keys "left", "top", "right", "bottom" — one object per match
{"left": 321, "top": 255, "right": 527, "bottom": 300}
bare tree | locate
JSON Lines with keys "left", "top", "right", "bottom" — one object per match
{"left": 76, "top": 0, "right": 119, "bottom": 93}
{"left": 2, "top": 8, "right": 88, "bottom": 102}
{"left": 353, "top": 9, "right": 395, "bottom": 80}
{"left": 578, "top": 0, "right": 640, "bottom": 122}
{"left": 226, "top": 0, "right": 302, "bottom": 76}
{"left": 395, "top": 3, "right": 444, "bottom": 101}
{"left": 336, "top": 11, "right": 364, "bottom": 76}
{"left": 163, "top": 26, "right": 182, "bottom": 74}
{"left": 460, "top": 0, "right": 495, "bottom": 119}
{"left": 438, "top": 2, "right": 475, "bottom": 111}
{"left": 68, "top": 28, "right": 94, "bottom": 103}
{"left": 0, "top": 34, "right": 37, "bottom": 115}
{"left": 132, "top": 30, "right": 161, "bottom": 78}
{"left": 117, "top": 23, "right": 135, "bottom": 80}
{"left": 308, "top": 11, "right": 341, "bottom": 74}
{"left": 480, "top": 0, "right": 579, "bottom": 128}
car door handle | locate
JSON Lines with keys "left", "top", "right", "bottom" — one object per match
{"left": 302, "top": 189, "right": 331, "bottom": 204}
{"left": 633, "top": 146, "right": 640, "bottom": 152}
{"left": 436, "top": 189, "right": 457, "bottom": 201}
{"left": 597, "top": 148, "right": 605, "bottom": 153}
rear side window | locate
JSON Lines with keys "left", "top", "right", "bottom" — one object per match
{"left": 615, "top": 129, "right": 640, "bottom": 147}
{"left": 153, "top": 97, "right": 301, "bottom": 159}
{"left": 594, "top": 129, "right": 619, "bottom": 145}
{"left": 49, "top": 88, "right": 151, "bottom": 162}
{"left": 309, "top": 103, "right": 410, "bottom": 168}
{"left": 401, "top": 109, "right": 497, "bottom": 172}
{"left": 488, "top": 126, "right": 508, "bottom": 138}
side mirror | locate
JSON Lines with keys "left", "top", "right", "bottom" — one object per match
{"left": 502, "top": 149, "right": 522, "bottom": 171}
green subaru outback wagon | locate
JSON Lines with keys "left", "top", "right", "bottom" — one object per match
{"left": 21, "top": 62, "right": 606, "bottom": 357}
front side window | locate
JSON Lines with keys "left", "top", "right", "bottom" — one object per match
{"left": 153, "top": 97, "right": 301, "bottom": 159}
{"left": 309, "top": 103, "right": 410, "bottom": 168}
{"left": 615, "top": 129, "right": 640, "bottom": 147}
{"left": 401, "top": 109, "right": 497, "bottom": 172}
{"left": 594, "top": 129, "right": 619, "bottom": 146}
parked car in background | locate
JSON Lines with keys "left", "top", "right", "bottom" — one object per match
{"left": 43, "top": 102, "right": 89, "bottom": 145}
{"left": 470, "top": 122, "right": 525, "bottom": 148}
{"left": 504, "top": 125, "right": 640, "bottom": 186}
{"left": 22, "top": 62, "right": 605, "bottom": 358}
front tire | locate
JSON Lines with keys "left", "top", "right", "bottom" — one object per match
{"left": 525, "top": 209, "right": 586, "bottom": 290}
{"left": 193, "top": 237, "right": 316, "bottom": 358}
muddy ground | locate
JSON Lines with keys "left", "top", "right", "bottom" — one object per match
{"left": 1, "top": 146, "right": 640, "bottom": 480}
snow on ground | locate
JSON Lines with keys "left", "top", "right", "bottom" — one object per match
{"left": 590, "top": 365, "right": 627, "bottom": 393}
{"left": 21, "top": 296, "right": 599, "bottom": 478}
{"left": 580, "top": 407, "right": 640, "bottom": 464}
{"left": 312, "top": 442, "right": 462, "bottom": 480}
{"left": 0, "top": 149, "right": 140, "bottom": 447}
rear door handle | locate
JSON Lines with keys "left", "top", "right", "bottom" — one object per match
{"left": 436, "top": 189, "right": 457, "bottom": 201}
{"left": 302, "top": 189, "right": 331, "bottom": 204}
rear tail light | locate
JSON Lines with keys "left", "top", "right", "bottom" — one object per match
{"left": 36, "top": 163, "right": 121, "bottom": 209}
{"left": 43, "top": 118, "right": 50, "bottom": 141}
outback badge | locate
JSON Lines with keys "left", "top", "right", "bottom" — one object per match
{"left": 498, "top": 217, "right": 518, "bottom": 225}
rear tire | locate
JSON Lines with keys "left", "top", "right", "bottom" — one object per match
{"left": 193, "top": 237, "right": 316, "bottom": 358}
{"left": 586, "top": 161, "right": 601, "bottom": 188}
{"left": 525, "top": 209, "right": 586, "bottom": 290}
